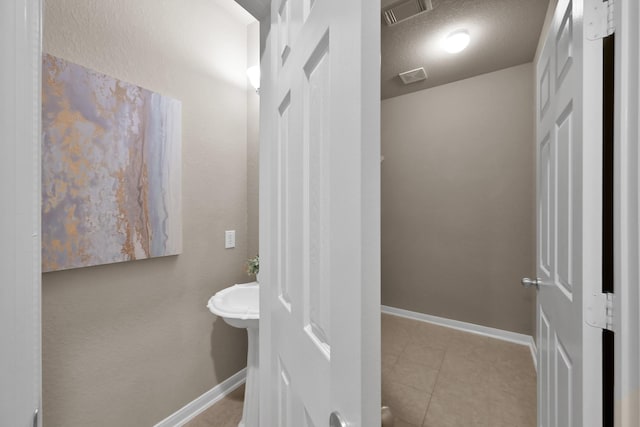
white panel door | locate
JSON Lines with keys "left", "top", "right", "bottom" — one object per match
{"left": 535, "top": 0, "right": 604, "bottom": 425}
{"left": 0, "top": 0, "right": 42, "bottom": 426}
{"left": 259, "top": 0, "right": 381, "bottom": 426}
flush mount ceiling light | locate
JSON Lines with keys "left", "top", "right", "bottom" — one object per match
{"left": 443, "top": 30, "right": 470, "bottom": 53}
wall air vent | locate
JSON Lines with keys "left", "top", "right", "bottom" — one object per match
{"left": 383, "top": 0, "right": 433, "bottom": 26}
{"left": 398, "top": 67, "right": 428, "bottom": 85}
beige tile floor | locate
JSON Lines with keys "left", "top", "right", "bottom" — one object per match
{"left": 187, "top": 313, "right": 537, "bottom": 427}
{"left": 184, "top": 385, "right": 245, "bottom": 427}
{"left": 381, "top": 313, "right": 536, "bottom": 427}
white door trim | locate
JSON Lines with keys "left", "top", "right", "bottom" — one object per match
{"left": 614, "top": 0, "right": 640, "bottom": 425}
{"left": 253, "top": 4, "right": 272, "bottom": 425}
{"left": 0, "top": 0, "right": 43, "bottom": 426}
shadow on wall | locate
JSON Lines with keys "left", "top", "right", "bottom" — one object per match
{"left": 210, "top": 317, "right": 247, "bottom": 381}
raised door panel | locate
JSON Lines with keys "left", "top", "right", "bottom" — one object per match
{"left": 303, "top": 30, "right": 332, "bottom": 357}
{"left": 555, "top": 103, "right": 575, "bottom": 300}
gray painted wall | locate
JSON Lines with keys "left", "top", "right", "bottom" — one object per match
{"left": 381, "top": 63, "right": 537, "bottom": 335}
{"left": 42, "top": 0, "right": 256, "bottom": 425}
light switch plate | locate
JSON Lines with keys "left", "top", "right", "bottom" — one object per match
{"left": 225, "top": 230, "right": 236, "bottom": 249}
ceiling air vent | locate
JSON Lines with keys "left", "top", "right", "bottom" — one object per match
{"left": 399, "top": 67, "right": 428, "bottom": 85}
{"left": 383, "top": 0, "right": 433, "bottom": 26}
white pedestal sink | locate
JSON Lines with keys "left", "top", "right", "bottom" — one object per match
{"left": 207, "top": 282, "right": 259, "bottom": 427}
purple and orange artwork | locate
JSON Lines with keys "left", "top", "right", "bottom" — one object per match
{"left": 42, "top": 54, "right": 182, "bottom": 272}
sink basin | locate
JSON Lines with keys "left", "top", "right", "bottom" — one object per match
{"left": 207, "top": 281, "right": 259, "bottom": 427}
{"left": 207, "top": 282, "right": 259, "bottom": 329}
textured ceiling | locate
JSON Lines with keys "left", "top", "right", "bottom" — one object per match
{"left": 381, "top": 0, "right": 549, "bottom": 99}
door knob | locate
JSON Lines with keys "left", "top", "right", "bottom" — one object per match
{"left": 521, "top": 277, "right": 542, "bottom": 289}
{"left": 330, "top": 411, "right": 348, "bottom": 427}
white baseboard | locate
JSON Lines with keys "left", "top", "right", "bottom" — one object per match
{"left": 154, "top": 368, "right": 247, "bottom": 427}
{"left": 381, "top": 305, "right": 538, "bottom": 370}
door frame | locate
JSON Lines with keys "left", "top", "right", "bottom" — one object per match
{"left": 0, "top": 0, "right": 43, "bottom": 426}
{"left": 614, "top": 0, "right": 640, "bottom": 425}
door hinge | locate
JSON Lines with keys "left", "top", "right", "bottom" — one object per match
{"left": 586, "top": 0, "right": 615, "bottom": 40}
{"left": 586, "top": 292, "right": 615, "bottom": 331}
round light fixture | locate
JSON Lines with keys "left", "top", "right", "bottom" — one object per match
{"left": 443, "top": 30, "right": 470, "bottom": 53}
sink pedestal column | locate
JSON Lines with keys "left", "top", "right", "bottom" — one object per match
{"left": 240, "top": 326, "right": 259, "bottom": 427}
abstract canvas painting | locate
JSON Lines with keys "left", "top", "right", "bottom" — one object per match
{"left": 42, "top": 54, "right": 182, "bottom": 272}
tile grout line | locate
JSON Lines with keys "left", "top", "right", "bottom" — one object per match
{"left": 384, "top": 316, "right": 437, "bottom": 426}
{"left": 419, "top": 345, "right": 448, "bottom": 427}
